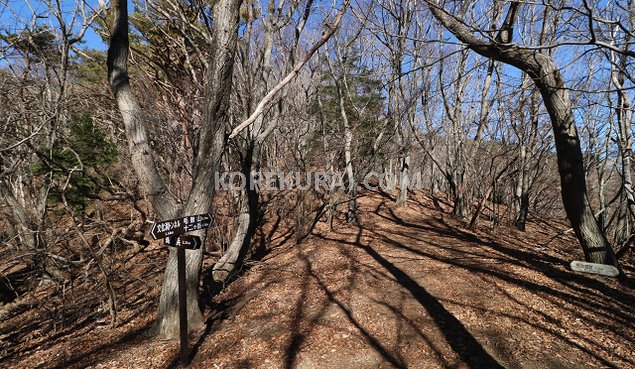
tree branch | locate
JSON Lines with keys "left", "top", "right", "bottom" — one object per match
{"left": 229, "top": 0, "right": 350, "bottom": 139}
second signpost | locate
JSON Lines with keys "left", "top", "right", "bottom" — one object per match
{"left": 150, "top": 213, "right": 211, "bottom": 367}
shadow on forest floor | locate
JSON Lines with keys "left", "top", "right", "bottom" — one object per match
{"left": 2, "top": 190, "right": 634, "bottom": 368}
{"left": 187, "top": 190, "right": 634, "bottom": 368}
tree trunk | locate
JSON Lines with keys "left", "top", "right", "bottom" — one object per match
{"left": 318, "top": 92, "right": 336, "bottom": 227}
{"left": 212, "top": 144, "right": 260, "bottom": 282}
{"left": 107, "top": 0, "right": 179, "bottom": 220}
{"left": 397, "top": 154, "right": 410, "bottom": 206}
{"left": 447, "top": 171, "right": 466, "bottom": 218}
{"left": 611, "top": 47, "right": 635, "bottom": 239}
{"left": 516, "top": 89, "right": 540, "bottom": 231}
{"left": 108, "top": 0, "right": 242, "bottom": 337}
{"left": 345, "top": 124, "right": 357, "bottom": 222}
{"left": 385, "top": 159, "right": 396, "bottom": 192}
{"left": 155, "top": 0, "right": 241, "bottom": 337}
{"left": 516, "top": 191, "right": 530, "bottom": 231}
{"left": 327, "top": 51, "right": 357, "bottom": 222}
{"left": 535, "top": 61, "right": 617, "bottom": 265}
{"left": 439, "top": 47, "right": 468, "bottom": 219}
{"left": 515, "top": 145, "right": 528, "bottom": 230}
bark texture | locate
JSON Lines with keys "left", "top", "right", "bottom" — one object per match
{"left": 108, "top": 0, "right": 243, "bottom": 337}
{"left": 155, "top": 0, "right": 242, "bottom": 337}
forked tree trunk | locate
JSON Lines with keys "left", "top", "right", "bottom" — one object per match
{"left": 154, "top": 0, "right": 241, "bottom": 337}
{"left": 108, "top": 0, "right": 242, "bottom": 337}
{"left": 213, "top": 2, "right": 285, "bottom": 281}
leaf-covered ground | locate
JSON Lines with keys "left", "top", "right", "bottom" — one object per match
{"left": 1, "top": 191, "right": 634, "bottom": 368}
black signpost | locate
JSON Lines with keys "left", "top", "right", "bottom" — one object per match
{"left": 177, "top": 244, "right": 188, "bottom": 366}
{"left": 150, "top": 213, "right": 211, "bottom": 367}
{"left": 150, "top": 213, "right": 212, "bottom": 240}
{"left": 164, "top": 235, "right": 202, "bottom": 250}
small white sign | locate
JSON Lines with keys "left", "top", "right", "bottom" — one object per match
{"left": 570, "top": 260, "right": 619, "bottom": 277}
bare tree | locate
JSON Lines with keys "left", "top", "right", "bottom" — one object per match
{"left": 0, "top": 0, "right": 105, "bottom": 281}
{"left": 608, "top": 19, "right": 635, "bottom": 250}
{"left": 108, "top": 0, "right": 241, "bottom": 337}
{"left": 213, "top": 0, "right": 320, "bottom": 282}
{"left": 108, "top": 0, "right": 348, "bottom": 336}
{"left": 424, "top": 0, "right": 619, "bottom": 266}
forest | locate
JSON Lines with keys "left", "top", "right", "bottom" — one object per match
{"left": 0, "top": 0, "right": 634, "bottom": 368}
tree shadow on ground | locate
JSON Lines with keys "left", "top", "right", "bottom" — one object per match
{"left": 358, "top": 202, "right": 634, "bottom": 366}
{"left": 283, "top": 231, "right": 411, "bottom": 369}
{"left": 199, "top": 193, "right": 634, "bottom": 368}
{"left": 47, "top": 318, "right": 156, "bottom": 369}
{"left": 190, "top": 221, "right": 297, "bottom": 364}
{"left": 383, "top": 209, "right": 634, "bottom": 315}
{"left": 312, "top": 227, "right": 505, "bottom": 369}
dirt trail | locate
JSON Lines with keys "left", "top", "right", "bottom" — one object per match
{"left": 189, "top": 192, "right": 634, "bottom": 369}
{"left": 2, "top": 191, "right": 634, "bottom": 368}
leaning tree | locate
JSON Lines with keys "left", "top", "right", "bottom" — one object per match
{"left": 424, "top": 0, "right": 620, "bottom": 267}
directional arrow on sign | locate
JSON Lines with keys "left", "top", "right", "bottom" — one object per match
{"left": 164, "top": 235, "right": 202, "bottom": 250}
{"left": 150, "top": 213, "right": 211, "bottom": 367}
{"left": 150, "top": 213, "right": 212, "bottom": 240}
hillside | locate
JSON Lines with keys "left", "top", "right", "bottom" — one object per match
{"left": 1, "top": 190, "right": 633, "bottom": 368}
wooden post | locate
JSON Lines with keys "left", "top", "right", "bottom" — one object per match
{"left": 177, "top": 247, "right": 188, "bottom": 367}
{"left": 150, "top": 217, "right": 207, "bottom": 366}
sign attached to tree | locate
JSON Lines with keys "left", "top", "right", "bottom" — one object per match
{"left": 150, "top": 214, "right": 211, "bottom": 367}
{"left": 570, "top": 261, "right": 619, "bottom": 277}
{"left": 149, "top": 213, "right": 212, "bottom": 240}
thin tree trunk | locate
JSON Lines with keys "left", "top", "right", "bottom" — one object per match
{"left": 326, "top": 48, "right": 357, "bottom": 222}
{"left": 516, "top": 91, "right": 540, "bottom": 231}
{"left": 343, "top": 102, "right": 357, "bottom": 222}
{"left": 611, "top": 46, "right": 635, "bottom": 237}
{"left": 439, "top": 47, "right": 468, "bottom": 218}
{"left": 318, "top": 91, "right": 335, "bottom": 227}
{"left": 397, "top": 154, "right": 410, "bottom": 206}
{"left": 474, "top": 60, "right": 494, "bottom": 142}
{"left": 212, "top": 144, "right": 260, "bottom": 282}
{"left": 515, "top": 145, "right": 528, "bottom": 230}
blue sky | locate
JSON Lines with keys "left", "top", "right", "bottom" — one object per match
{"left": 0, "top": 0, "right": 117, "bottom": 51}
